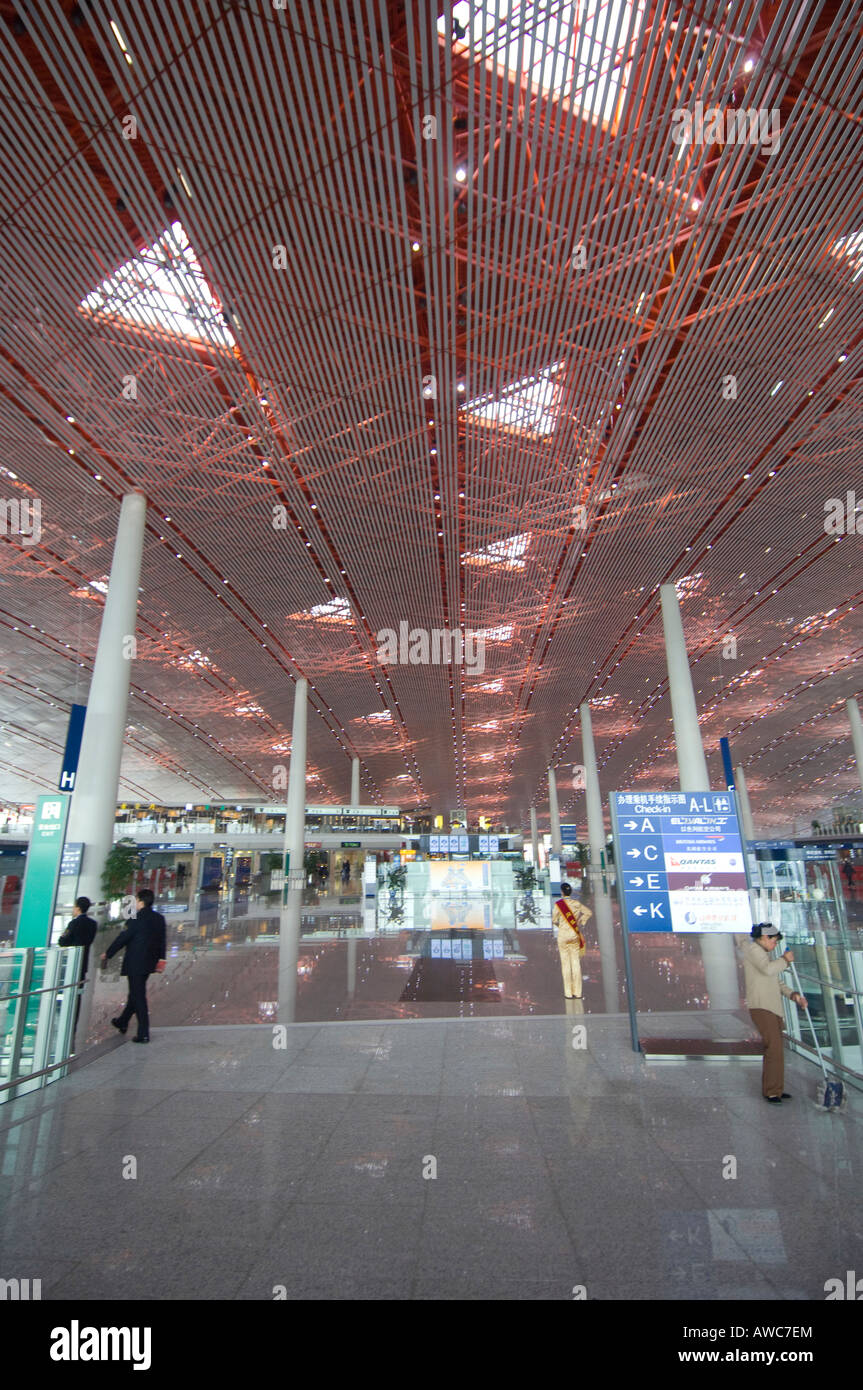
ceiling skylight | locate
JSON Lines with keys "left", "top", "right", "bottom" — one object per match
{"left": 832, "top": 230, "right": 863, "bottom": 282}
{"left": 462, "top": 531, "right": 532, "bottom": 569}
{"left": 439, "top": 1, "right": 645, "bottom": 125}
{"left": 176, "top": 649, "right": 216, "bottom": 673}
{"left": 289, "top": 597, "right": 352, "bottom": 624}
{"left": 464, "top": 362, "right": 563, "bottom": 436}
{"left": 674, "top": 572, "right": 706, "bottom": 599}
{"left": 235, "top": 701, "right": 265, "bottom": 718}
{"left": 80, "top": 221, "right": 235, "bottom": 347}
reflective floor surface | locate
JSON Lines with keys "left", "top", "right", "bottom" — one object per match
{"left": 81, "top": 886, "right": 863, "bottom": 1079}
{"left": 0, "top": 1015, "right": 859, "bottom": 1300}
{"left": 82, "top": 885, "right": 719, "bottom": 1045}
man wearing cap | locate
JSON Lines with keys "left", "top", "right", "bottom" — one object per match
{"left": 58, "top": 895, "right": 98, "bottom": 1043}
{"left": 739, "top": 924, "right": 807, "bottom": 1103}
{"left": 552, "top": 882, "right": 591, "bottom": 1000}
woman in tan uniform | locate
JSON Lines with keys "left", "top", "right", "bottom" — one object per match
{"left": 552, "top": 882, "right": 592, "bottom": 999}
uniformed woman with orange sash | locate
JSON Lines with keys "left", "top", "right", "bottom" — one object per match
{"left": 552, "top": 882, "right": 591, "bottom": 999}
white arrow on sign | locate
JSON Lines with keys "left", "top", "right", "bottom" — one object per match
{"left": 624, "top": 819, "right": 637, "bottom": 829}
{"left": 626, "top": 848, "right": 640, "bottom": 858}
{"left": 629, "top": 876, "right": 644, "bottom": 886}
{"left": 633, "top": 905, "right": 648, "bottom": 916}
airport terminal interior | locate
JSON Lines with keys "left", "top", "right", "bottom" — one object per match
{"left": 1, "top": 0, "right": 863, "bottom": 1306}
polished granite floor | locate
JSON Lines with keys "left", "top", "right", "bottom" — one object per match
{"left": 80, "top": 885, "right": 737, "bottom": 1040}
{"left": 1, "top": 1014, "right": 860, "bottom": 1300}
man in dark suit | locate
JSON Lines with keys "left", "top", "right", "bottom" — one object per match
{"left": 58, "top": 896, "right": 98, "bottom": 1040}
{"left": 101, "top": 888, "right": 167, "bottom": 1044}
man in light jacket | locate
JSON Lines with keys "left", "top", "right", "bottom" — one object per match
{"left": 739, "top": 923, "right": 807, "bottom": 1103}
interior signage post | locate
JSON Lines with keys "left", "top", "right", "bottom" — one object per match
{"left": 610, "top": 789, "right": 754, "bottom": 1052}
{"left": 15, "top": 793, "right": 71, "bottom": 947}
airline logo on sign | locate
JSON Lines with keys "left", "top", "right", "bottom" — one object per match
{"left": 611, "top": 791, "right": 753, "bottom": 934}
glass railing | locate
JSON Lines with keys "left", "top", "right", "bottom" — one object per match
{"left": 781, "top": 932, "right": 863, "bottom": 1082}
{"left": 0, "top": 946, "right": 81, "bottom": 1105}
{"left": 746, "top": 849, "right": 863, "bottom": 1088}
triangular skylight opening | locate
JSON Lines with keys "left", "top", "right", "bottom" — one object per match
{"left": 462, "top": 531, "right": 532, "bottom": 569}
{"left": 465, "top": 363, "right": 563, "bottom": 436}
{"left": 80, "top": 222, "right": 235, "bottom": 347}
{"left": 289, "top": 597, "right": 352, "bottom": 624}
{"left": 439, "top": 1, "right": 645, "bottom": 126}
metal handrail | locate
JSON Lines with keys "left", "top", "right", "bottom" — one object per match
{"left": 0, "top": 1055, "right": 75, "bottom": 1094}
{"left": 788, "top": 968, "right": 863, "bottom": 999}
{"left": 0, "top": 978, "right": 86, "bottom": 1005}
{"left": 786, "top": 1035, "right": 863, "bottom": 1088}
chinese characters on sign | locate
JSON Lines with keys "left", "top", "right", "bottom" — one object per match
{"left": 611, "top": 791, "right": 754, "bottom": 934}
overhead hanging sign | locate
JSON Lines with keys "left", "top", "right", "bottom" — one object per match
{"left": 59, "top": 703, "right": 87, "bottom": 792}
{"left": 137, "top": 842, "right": 196, "bottom": 852}
{"left": 610, "top": 790, "right": 753, "bottom": 934}
{"left": 751, "top": 838, "right": 854, "bottom": 862}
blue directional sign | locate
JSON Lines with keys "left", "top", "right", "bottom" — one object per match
{"left": 610, "top": 790, "right": 754, "bottom": 934}
{"left": 59, "top": 703, "right": 87, "bottom": 792}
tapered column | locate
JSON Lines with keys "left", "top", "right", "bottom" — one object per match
{"left": 735, "top": 765, "right": 755, "bottom": 841}
{"left": 351, "top": 755, "right": 360, "bottom": 806}
{"left": 660, "top": 583, "right": 738, "bottom": 1010}
{"left": 593, "top": 881, "right": 619, "bottom": 1013}
{"left": 547, "top": 766, "right": 563, "bottom": 856}
{"left": 529, "top": 806, "right": 539, "bottom": 864}
{"left": 278, "top": 677, "right": 308, "bottom": 1023}
{"left": 846, "top": 699, "right": 863, "bottom": 795}
{"left": 347, "top": 935, "right": 357, "bottom": 998}
{"left": 580, "top": 702, "right": 605, "bottom": 875}
{"left": 660, "top": 584, "right": 710, "bottom": 788}
{"left": 65, "top": 493, "right": 147, "bottom": 906}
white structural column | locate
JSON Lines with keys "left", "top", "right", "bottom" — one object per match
{"left": 660, "top": 583, "right": 739, "bottom": 1010}
{"left": 350, "top": 756, "right": 360, "bottom": 806}
{"left": 529, "top": 806, "right": 540, "bottom": 864}
{"left": 278, "top": 677, "right": 308, "bottom": 1023}
{"left": 660, "top": 584, "right": 710, "bottom": 788}
{"left": 846, "top": 699, "right": 863, "bottom": 795}
{"left": 735, "top": 765, "right": 756, "bottom": 842}
{"left": 347, "top": 936, "right": 357, "bottom": 998}
{"left": 579, "top": 702, "right": 605, "bottom": 874}
{"left": 593, "top": 883, "right": 619, "bottom": 1014}
{"left": 66, "top": 492, "right": 147, "bottom": 905}
{"left": 547, "top": 766, "right": 563, "bottom": 856}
